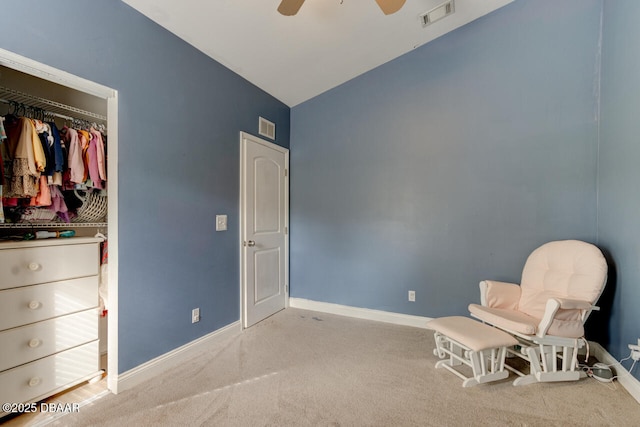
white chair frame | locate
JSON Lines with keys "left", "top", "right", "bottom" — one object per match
{"left": 433, "top": 331, "right": 511, "bottom": 387}
{"left": 472, "top": 280, "right": 602, "bottom": 386}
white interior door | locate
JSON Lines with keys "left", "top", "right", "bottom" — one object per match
{"left": 241, "top": 132, "right": 288, "bottom": 328}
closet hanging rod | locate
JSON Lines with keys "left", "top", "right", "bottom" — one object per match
{"left": 0, "top": 97, "right": 88, "bottom": 125}
{"left": 0, "top": 85, "right": 106, "bottom": 123}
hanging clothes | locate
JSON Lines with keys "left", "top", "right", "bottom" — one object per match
{"left": 1, "top": 103, "right": 106, "bottom": 224}
{"left": 86, "top": 132, "right": 103, "bottom": 189}
{"left": 29, "top": 175, "right": 52, "bottom": 207}
{"left": 34, "top": 120, "right": 54, "bottom": 179}
{"left": 47, "top": 122, "right": 65, "bottom": 185}
{"left": 90, "top": 127, "right": 106, "bottom": 182}
{"left": 28, "top": 119, "right": 46, "bottom": 173}
{"left": 0, "top": 117, "right": 5, "bottom": 223}
{"left": 99, "top": 239, "right": 108, "bottom": 315}
{"left": 77, "top": 129, "right": 90, "bottom": 185}
{"left": 3, "top": 117, "right": 43, "bottom": 198}
{"left": 48, "top": 185, "right": 70, "bottom": 223}
{"left": 63, "top": 126, "right": 85, "bottom": 184}
{"left": 0, "top": 117, "right": 6, "bottom": 194}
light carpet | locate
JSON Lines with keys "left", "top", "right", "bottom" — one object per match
{"left": 28, "top": 308, "right": 640, "bottom": 426}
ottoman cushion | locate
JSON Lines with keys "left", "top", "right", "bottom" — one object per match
{"left": 428, "top": 316, "right": 518, "bottom": 352}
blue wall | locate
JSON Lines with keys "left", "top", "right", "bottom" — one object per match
{"left": 290, "top": 0, "right": 602, "bottom": 317}
{"left": 2, "top": 0, "right": 637, "bottom": 381}
{"left": 0, "top": 0, "right": 290, "bottom": 372}
{"left": 598, "top": 0, "right": 640, "bottom": 377}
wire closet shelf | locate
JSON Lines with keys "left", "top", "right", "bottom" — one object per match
{"left": 0, "top": 85, "right": 107, "bottom": 126}
{"left": 2, "top": 222, "right": 107, "bottom": 229}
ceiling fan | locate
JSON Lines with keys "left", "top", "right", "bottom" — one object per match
{"left": 278, "top": 0, "right": 407, "bottom": 16}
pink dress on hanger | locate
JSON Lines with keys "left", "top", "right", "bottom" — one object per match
{"left": 64, "top": 127, "right": 85, "bottom": 184}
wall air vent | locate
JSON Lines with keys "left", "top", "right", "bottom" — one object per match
{"left": 259, "top": 116, "right": 275, "bottom": 140}
{"left": 420, "top": 0, "right": 455, "bottom": 28}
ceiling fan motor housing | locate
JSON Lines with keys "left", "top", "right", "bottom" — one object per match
{"left": 277, "top": 0, "right": 407, "bottom": 16}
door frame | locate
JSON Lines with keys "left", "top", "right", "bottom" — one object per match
{"left": 0, "top": 48, "right": 120, "bottom": 393}
{"left": 239, "top": 131, "right": 289, "bottom": 329}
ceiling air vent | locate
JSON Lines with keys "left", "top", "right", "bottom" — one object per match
{"left": 259, "top": 116, "right": 275, "bottom": 140}
{"left": 420, "top": 0, "right": 455, "bottom": 27}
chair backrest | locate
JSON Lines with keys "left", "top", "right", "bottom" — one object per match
{"left": 518, "top": 240, "right": 608, "bottom": 333}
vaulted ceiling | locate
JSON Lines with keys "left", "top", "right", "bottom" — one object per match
{"left": 122, "top": 0, "right": 513, "bottom": 106}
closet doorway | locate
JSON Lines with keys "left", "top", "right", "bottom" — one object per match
{"left": 240, "top": 132, "right": 289, "bottom": 328}
{"left": 0, "top": 48, "right": 119, "bottom": 395}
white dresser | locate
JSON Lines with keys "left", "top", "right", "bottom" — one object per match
{"left": 0, "top": 237, "right": 103, "bottom": 414}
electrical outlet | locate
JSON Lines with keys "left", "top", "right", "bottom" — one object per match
{"left": 192, "top": 308, "right": 200, "bottom": 323}
{"left": 408, "top": 290, "right": 416, "bottom": 302}
{"left": 629, "top": 339, "right": 640, "bottom": 361}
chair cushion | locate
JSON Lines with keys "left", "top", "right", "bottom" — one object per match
{"left": 468, "top": 304, "right": 538, "bottom": 336}
{"left": 519, "top": 240, "right": 607, "bottom": 320}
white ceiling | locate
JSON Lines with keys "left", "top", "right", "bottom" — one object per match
{"left": 122, "top": 0, "right": 513, "bottom": 107}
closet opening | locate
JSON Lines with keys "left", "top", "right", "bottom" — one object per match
{"left": 0, "top": 48, "right": 118, "bottom": 423}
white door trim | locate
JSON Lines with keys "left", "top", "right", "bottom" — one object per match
{"left": 0, "top": 48, "right": 120, "bottom": 393}
{"left": 239, "top": 131, "right": 289, "bottom": 329}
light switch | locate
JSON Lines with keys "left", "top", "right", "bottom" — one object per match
{"left": 216, "top": 215, "right": 227, "bottom": 231}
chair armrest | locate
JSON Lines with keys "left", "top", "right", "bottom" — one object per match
{"left": 479, "top": 280, "right": 521, "bottom": 310}
{"left": 555, "top": 298, "right": 597, "bottom": 311}
{"left": 536, "top": 298, "right": 599, "bottom": 337}
{"left": 537, "top": 299, "right": 561, "bottom": 337}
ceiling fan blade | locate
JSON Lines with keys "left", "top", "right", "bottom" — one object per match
{"left": 278, "top": 0, "right": 306, "bottom": 16}
{"left": 375, "top": 0, "right": 406, "bottom": 15}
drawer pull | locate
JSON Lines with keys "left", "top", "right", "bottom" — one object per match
{"left": 28, "top": 377, "right": 41, "bottom": 387}
{"left": 28, "top": 262, "right": 41, "bottom": 271}
{"left": 28, "top": 338, "right": 41, "bottom": 348}
{"left": 28, "top": 301, "right": 41, "bottom": 310}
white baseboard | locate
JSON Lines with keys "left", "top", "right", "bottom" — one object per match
{"left": 289, "top": 298, "right": 432, "bottom": 329}
{"left": 114, "top": 321, "right": 241, "bottom": 394}
{"left": 590, "top": 341, "right": 640, "bottom": 404}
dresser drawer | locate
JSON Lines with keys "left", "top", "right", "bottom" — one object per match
{"left": 0, "top": 243, "right": 99, "bottom": 290}
{"left": 0, "top": 310, "right": 98, "bottom": 372}
{"left": 0, "top": 276, "right": 98, "bottom": 331}
{"left": 0, "top": 341, "right": 99, "bottom": 407}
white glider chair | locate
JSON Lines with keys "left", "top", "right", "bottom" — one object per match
{"left": 468, "top": 240, "right": 608, "bottom": 385}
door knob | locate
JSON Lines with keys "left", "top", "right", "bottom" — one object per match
{"left": 245, "top": 240, "right": 256, "bottom": 247}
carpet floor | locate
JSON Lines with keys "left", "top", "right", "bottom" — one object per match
{"left": 9, "top": 308, "right": 640, "bottom": 426}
